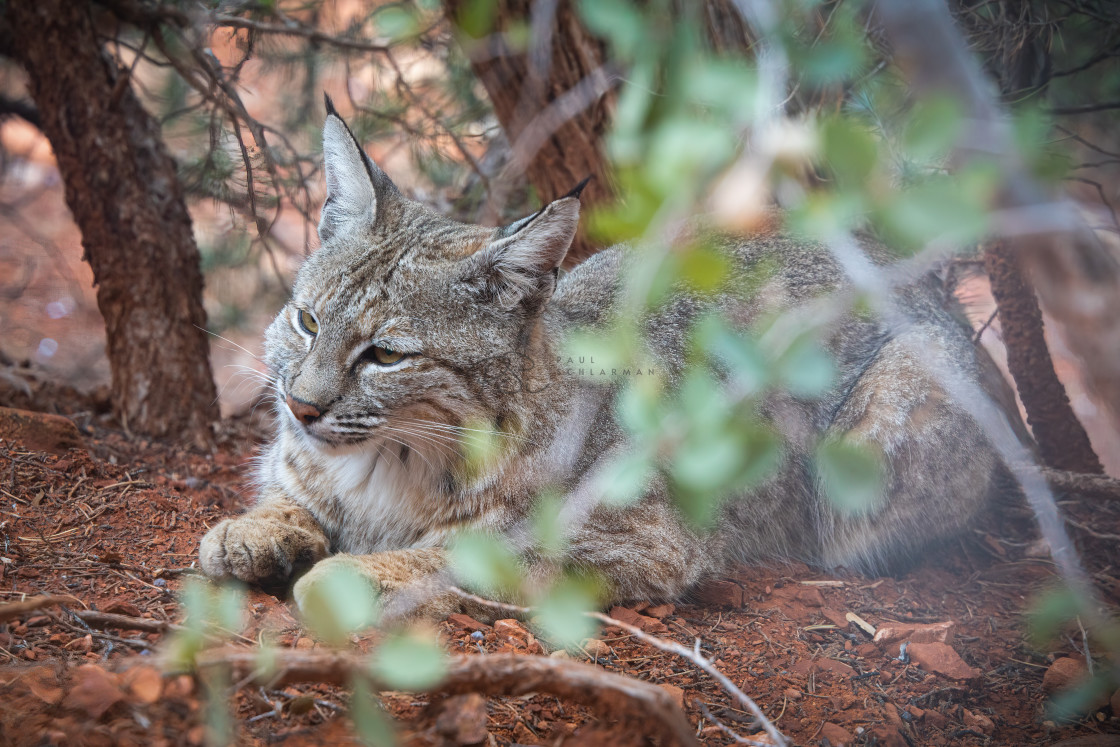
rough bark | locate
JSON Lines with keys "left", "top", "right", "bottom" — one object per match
{"left": 984, "top": 242, "right": 1103, "bottom": 473}
{"left": 444, "top": 0, "right": 616, "bottom": 266}
{"left": 6, "top": 0, "right": 218, "bottom": 446}
{"left": 874, "top": 0, "right": 1115, "bottom": 462}
{"left": 198, "top": 649, "right": 699, "bottom": 747}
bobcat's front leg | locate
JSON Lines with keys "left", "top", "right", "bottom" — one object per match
{"left": 292, "top": 548, "right": 457, "bottom": 622}
{"left": 199, "top": 494, "right": 329, "bottom": 586}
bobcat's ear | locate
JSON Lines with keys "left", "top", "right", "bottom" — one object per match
{"left": 319, "top": 94, "right": 399, "bottom": 241}
{"left": 461, "top": 196, "right": 580, "bottom": 311}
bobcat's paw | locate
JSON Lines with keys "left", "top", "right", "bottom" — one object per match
{"left": 292, "top": 553, "right": 458, "bottom": 625}
{"left": 199, "top": 516, "right": 328, "bottom": 585}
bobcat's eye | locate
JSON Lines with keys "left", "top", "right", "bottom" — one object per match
{"left": 363, "top": 345, "right": 405, "bottom": 366}
{"left": 297, "top": 309, "right": 319, "bottom": 335}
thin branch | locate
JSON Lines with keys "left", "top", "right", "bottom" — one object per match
{"left": 195, "top": 649, "right": 699, "bottom": 747}
{"left": 447, "top": 588, "right": 789, "bottom": 747}
{"left": 0, "top": 595, "right": 82, "bottom": 623}
{"left": 1049, "top": 101, "right": 1120, "bottom": 116}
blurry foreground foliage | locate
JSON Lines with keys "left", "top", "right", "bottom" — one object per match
{"left": 108, "top": 0, "right": 1120, "bottom": 740}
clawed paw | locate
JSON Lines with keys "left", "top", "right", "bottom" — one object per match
{"left": 198, "top": 516, "right": 328, "bottom": 586}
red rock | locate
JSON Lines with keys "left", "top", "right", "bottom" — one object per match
{"left": 0, "top": 406, "right": 84, "bottom": 454}
{"left": 873, "top": 621, "right": 954, "bottom": 648}
{"left": 123, "top": 665, "right": 162, "bottom": 705}
{"left": 645, "top": 603, "right": 675, "bottom": 619}
{"left": 1043, "top": 657, "right": 1088, "bottom": 693}
{"left": 962, "top": 708, "right": 995, "bottom": 734}
{"left": 907, "top": 642, "right": 980, "bottom": 681}
{"left": 795, "top": 586, "right": 825, "bottom": 608}
{"left": 63, "top": 664, "right": 124, "bottom": 719}
{"left": 923, "top": 709, "right": 949, "bottom": 728}
{"left": 447, "top": 613, "right": 489, "bottom": 632}
{"left": 435, "top": 693, "right": 488, "bottom": 745}
{"left": 26, "top": 666, "right": 64, "bottom": 705}
{"left": 789, "top": 657, "right": 855, "bottom": 679}
{"left": 692, "top": 579, "right": 745, "bottom": 608}
{"left": 494, "top": 619, "right": 535, "bottom": 648}
{"left": 783, "top": 687, "right": 802, "bottom": 700}
{"left": 868, "top": 726, "right": 908, "bottom": 747}
{"left": 581, "top": 638, "right": 611, "bottom": 658}
{"left": 103, "top": 599, "right": 143, "bottom": 618}
{"left": 820, "top": 722, "right": 854, "bottom": 745}
{"left": 658, "top": 683, "right": 685, "bottom": 708}
{"left": 822, "top": 608, "right": 850, "bottom": 628}
{"left": 606, "top": 606, "right": 667, "bottom": 633}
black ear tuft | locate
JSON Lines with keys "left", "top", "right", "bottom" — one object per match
{"left": 561, "top": 175, "right": 593, "bottom": 201}
{"left": 324, "top": 92, "right": 339, "bottom": 117}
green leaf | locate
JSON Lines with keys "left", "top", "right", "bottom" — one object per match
{"left": 778, "top": 338, "right": 835, "bottom": 398}
{"left": 376, "top": 6, "right": 420, "bottom": 41}
{"left": 1026, "top": 585, "right": 1082, "bottom": 647}
{"left": 448, "top": 532, "right": 522, "bottom": 596}
{"left": 351, "top": 677, "right": 397, "bottom": 747}
{"left": 816, "top": 439, "right": 884, "bottom": 515}
{"left": 577, "top": 0, "right": 644, "bottom": 58}
{"left": 680, "top": 245, "right": 731, "bottom": 293}
{"left": 299, "top": 560, "right": 381, "bottom": 645}
{"left": 531, "top": 492, "right": 566, "bottom": 558}
{"left": 903, "top": 97, "right": 964, "bottom": 163}
{"left": 453, "top": 0, "right": 498, "bottom": 38}
{"left": 820, "top": 117, "right": 879, "bottom": 188}
{"left": 373, "top": 631, "right": 447, "bottom": 691}
{"left": 598, "top": 447, "right": 655, "bottom": 505}
{"left": 534, "top": 576, "right": 602, "bottom": 646}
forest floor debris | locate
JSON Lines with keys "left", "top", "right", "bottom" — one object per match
{"left": 2, "top": 401, "right": 1120, "bottom": 745}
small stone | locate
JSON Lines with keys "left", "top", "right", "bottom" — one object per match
{"left": 549, "top": 649, "right": 571, "bottom": 660}
{"left": 795, "top": 586, "right": 825, "bottom": 608}
{"left": 906, "top": 642, "right": 980, "bottom": 681}
{"left": 1043, "top": 657, "right": 1088, "bottom": 693}
{"left": 692, "top": 579, "right": 745, "bottom": 608}
{"left": 658, "top": 683, "right": 685, "bottom": 709}
{"left": 783, "top": 688, "right": 802, "bottom": 700}
{"left": 607, "top": 606, "right": 667, "bottom": 633}
{"left": 645, "top": 603, "right": 675, "bottom": 619}
{"left": 447, "top": 613, "right": 489, "bottom": 632}
{"left": 295, "top": 637, "right": 314, "bottom": 649}
{"left": 470, "top": 630, "right": 484, "bottom": 641}
{"left": 962, "top": 708, "right": 995, "bottom": 735}
{"left": 494, "top": 619, "right": 535, "bottom": 648}
{"left": 63, "top": 664, "right": 124, "bottom": 719}
{"left": 581, "top": 638, "right": 611, "bottom": 658}
{"left": 820, "top": 722, "right": 854, "bottom": 746}
{"left": 435, "top": 693, "right": 488, "bottom": 745}
{"left": 873, "top": 621, "right": 955, "bottom": 648}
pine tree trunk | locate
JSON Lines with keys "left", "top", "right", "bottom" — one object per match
{"left": 444, "top": 0, "right": 616, "bottom": 266}
{"left": 6, "top": 0, "right": 218, "bottom": 446}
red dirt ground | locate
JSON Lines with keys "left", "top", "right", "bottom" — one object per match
{"left": 1, "top": 381, "right": 1120, "bottom": 746}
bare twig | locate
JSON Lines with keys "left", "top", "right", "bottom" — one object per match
{"left": 446, "top": 588, "right": 789, "bottom": 747}
{"left": 0, "top": 594, "right": 82, "bottom": 623}
{"left": 194, "top": 649, "right": 699, "bottom": 747}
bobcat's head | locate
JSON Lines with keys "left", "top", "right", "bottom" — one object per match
{"left": 264, "top": 97, "right": 581, "bottom": 451}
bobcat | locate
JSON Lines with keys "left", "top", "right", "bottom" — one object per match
{"left": 199, "top": 99, "right": 1015, "bottom": 619}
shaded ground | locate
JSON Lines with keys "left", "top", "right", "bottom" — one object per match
{"left": 2, "top": 383, "right": 1120, "bottom": 747}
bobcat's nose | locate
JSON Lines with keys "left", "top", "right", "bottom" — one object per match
{"left": 286, "top": 395, "right": 323, "bottom": 425}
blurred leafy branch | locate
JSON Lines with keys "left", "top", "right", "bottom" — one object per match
{"left": 4, "top": 0, "right": 1120, "bottom": 741}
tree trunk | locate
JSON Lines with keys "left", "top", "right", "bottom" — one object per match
{"left": 445, "top": 0, "right": 616, "bottom": 266}
{"left": 984, "top": 241, "right": 1102, "bottom": 473}
{"left": 6, "top": 0, "right": 218, "bottom": 446}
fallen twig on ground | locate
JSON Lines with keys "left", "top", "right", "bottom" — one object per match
{"left": 448, "top": 587, "right": 789, "bottom": 747}
{"left": 194, "top": 648, "right": 699, "bottom": 747}
{"left": 0, "top": 594, "right": 83, "bottom": 622}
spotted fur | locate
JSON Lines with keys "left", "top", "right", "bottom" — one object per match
{"left": 198, "top": 103, "right": 1018, "bottom": 618}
